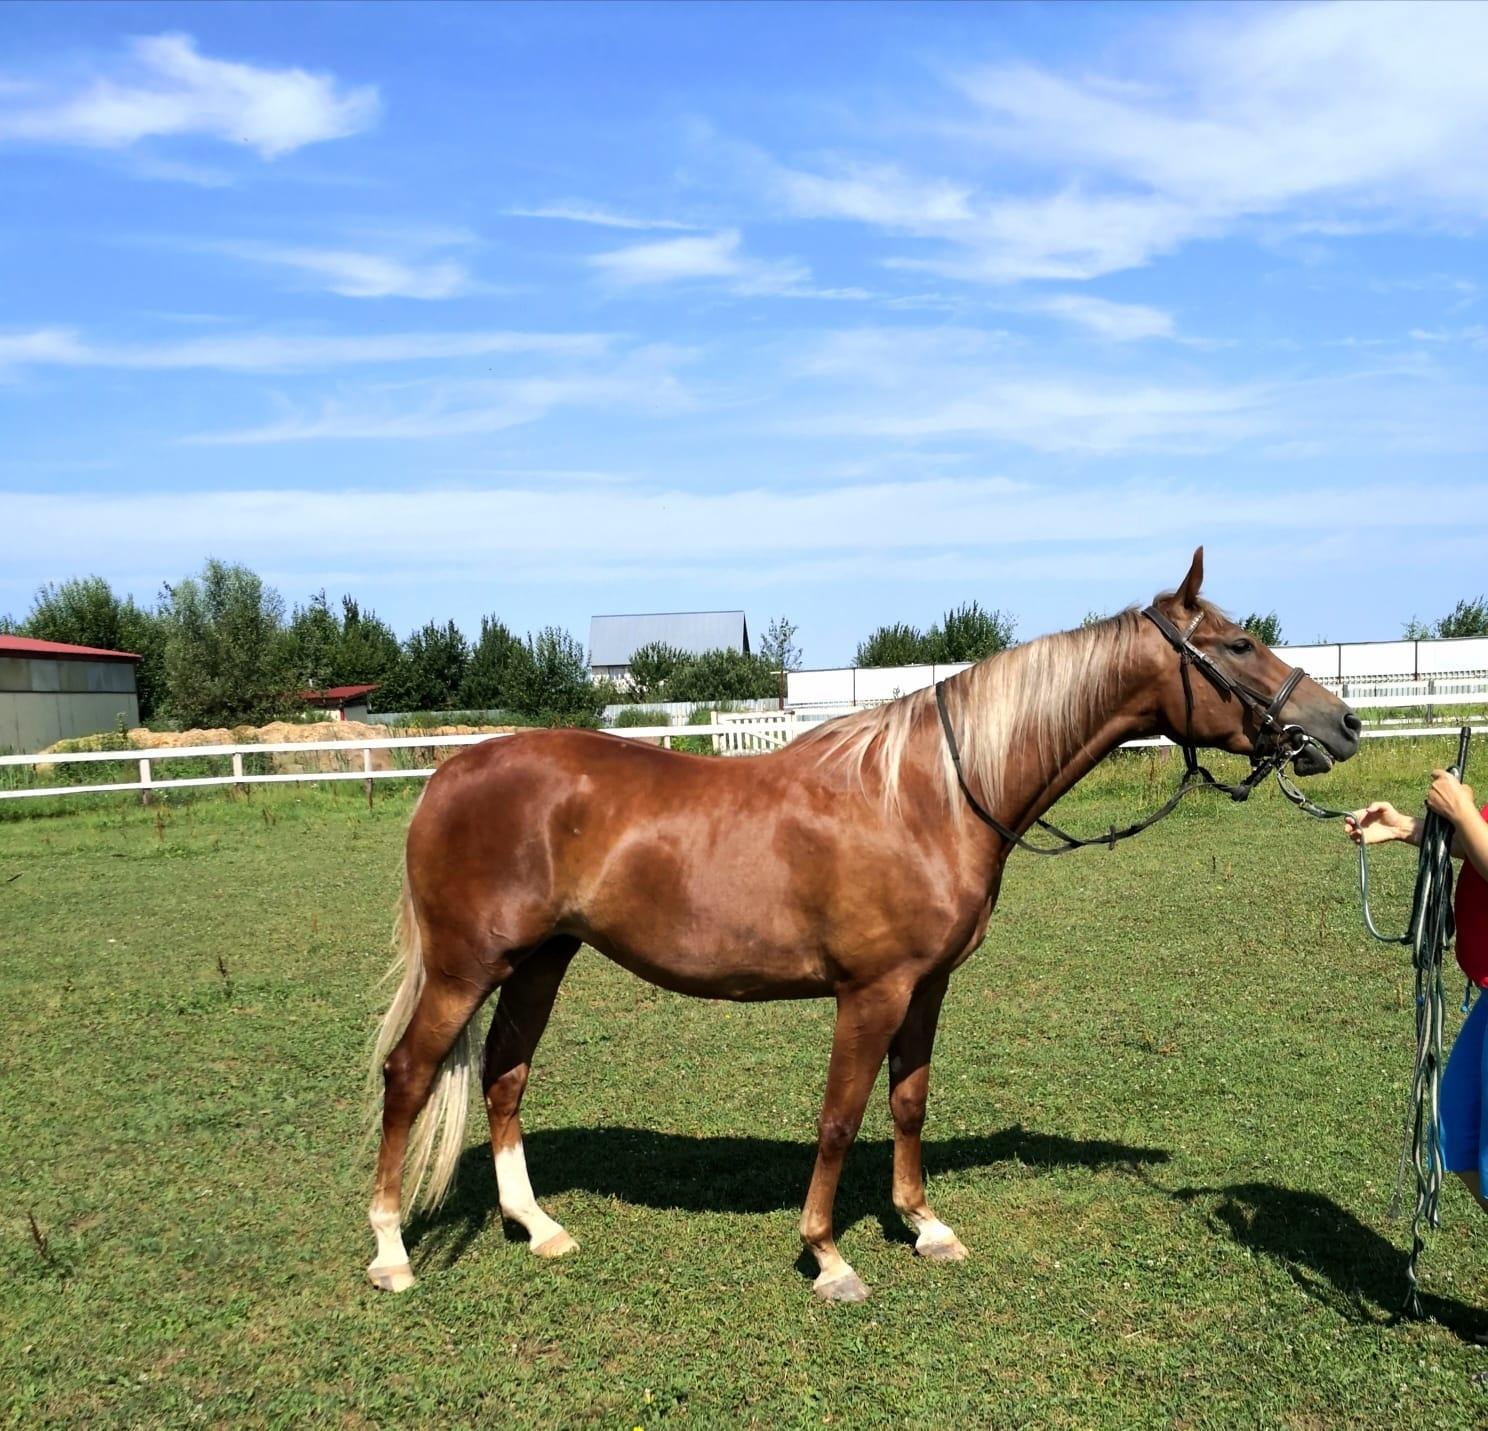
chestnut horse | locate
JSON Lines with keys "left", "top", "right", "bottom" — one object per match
{"left": 366, "top": 549, "right": 1360, "bottom": 1301}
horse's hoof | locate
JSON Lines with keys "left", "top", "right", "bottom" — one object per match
{"left": 813, "top": 1271, "right": 870, "bottom": 1303}
{"left": 915, "top": 1233, "right": 969, "bottom": 1263}
{"left": 531, "top": 1229, "right": 578, "bottom": 1259}
{"left": 367, "top": 1260, "right": 415, "bottom": 1293}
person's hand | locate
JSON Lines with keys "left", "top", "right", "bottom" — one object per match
{"left": 1345, "top": 802, "right": 1414, "bottom": 845}
{"left": 1426, "top": 770, "right": 1479, "bottom": 825}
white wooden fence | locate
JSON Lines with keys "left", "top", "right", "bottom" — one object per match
{"left": 0, "top": 715, "right": 797, "bottom": 802}
{"left": 5, "top": 709, "right": 1488, "bottom": 804}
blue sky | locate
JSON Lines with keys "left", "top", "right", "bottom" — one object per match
{"left": 2, "top": 1, "right": 1486, "bottom": 665}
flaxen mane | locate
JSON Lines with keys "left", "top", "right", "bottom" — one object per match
{"left": 799, "top": 609, "right": 1153, "bottom": 819}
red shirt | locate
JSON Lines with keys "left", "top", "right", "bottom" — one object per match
{"left": 1454, "top": 804, "right": 1488, "bottom": 988}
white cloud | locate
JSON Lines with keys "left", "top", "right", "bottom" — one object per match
{"left": 755, "top": 3, "right": 1488, "bottom": 283}
{"left": 1410, "top": 325, "right": 1488, "bottom": 349}
{"left": 182, "top": 345, "right": 695, "bottom": 443}
{"left": 801, "top": 376, "right": 1261, "bottom": 454}
{"left": 210, "top": 242, "right": 473, "bottom": 299}
{"left": 1036, "top": 294, "right": 1176, "bottom": 342}
{"left": 507, "top": 203, "right": 699, "bottom": 231}
{"left": 958, "top": 4, "right": 1488, "bottom": 216}
{"left": 764, "top": 148, "right": 1209, "bottom": 283}
{"left": 771, "top": 162, "right": 976, "bottom": 229}
{"left": 9, "top": 474, "right": 1486, "bottom": 580}
{"left": 0, "top": 327, "right": 609, "bottom": 374}
{"left": 787, "top": 322, "right": 1488, "bottom": 458}
{"left": 0, "top": 32, "right": 377, "bottom": 159}
{"left": 588, "top": 228, "right": 811, "bottom": 295}
{"left": 787, "top": 326, "right": 1256, "bottom": 453}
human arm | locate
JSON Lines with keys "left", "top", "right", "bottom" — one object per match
{"left": 1425, "top": 770, "right": 1488, "bottom": 884}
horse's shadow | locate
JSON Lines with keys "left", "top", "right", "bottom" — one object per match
{"left": 408, "top": 1122, "right": 1488, "bottom": 1339}
{"left": 409, "top": 1121, "right": 1165, "bottom": 1268}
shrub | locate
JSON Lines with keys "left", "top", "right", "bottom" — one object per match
{"left": 614, "top": 707, "right": 668, "bottom": 728}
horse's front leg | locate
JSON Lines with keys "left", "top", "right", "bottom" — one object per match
{"left": 801, "top": 978, "right": 914, "bottom": 1302}
{"left": 888, "top": 970, "right": 967, "bottom": 1262}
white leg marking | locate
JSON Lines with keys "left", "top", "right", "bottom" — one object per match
{"left": 907, "top": 1213, "right": 968, "bottom": 1261}
{"left": 495, "top": 1139, "right": 574, "bottom": 1256}
{"left": 367, "top": 1202, "right": 415, "bottom": 1291}
{"left": 913, "top": 1217, "right": 954, "bottom": 1249}
{"left": 810, "top": 1247, "right": 869, "bottom": 1302}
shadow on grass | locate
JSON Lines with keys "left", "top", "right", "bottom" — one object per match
{"left": 408, "top": 1122, "right": 1168, "bottom": 1272}
{"left": 1172, "top": 1181, "right": 1488, "bottom": 1341}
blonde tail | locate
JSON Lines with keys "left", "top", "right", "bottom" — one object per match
{"left": 369, "top": 875, "right": 475, "bottom": 1218}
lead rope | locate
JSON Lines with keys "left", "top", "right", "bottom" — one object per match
{"left": 1278, "top": 727, "right": 1471, "bottom": 1319}
{"left": 938, "top": 622, "right": 1469, "bottom": 1318}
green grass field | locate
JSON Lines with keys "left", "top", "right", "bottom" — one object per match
{"left": 4, "top": 737, "right": 1488, "bottom": 1426}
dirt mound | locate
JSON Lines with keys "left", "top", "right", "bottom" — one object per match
{"left": 44, "top": 719, "right": 518, "bottom": 775}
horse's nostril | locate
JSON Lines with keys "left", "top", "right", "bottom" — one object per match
{"left": 1343, "top": 710, "right": 1362, "bottom": 737}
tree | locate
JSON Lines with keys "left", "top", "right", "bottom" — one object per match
{"left": 855, "top": 623, "right": 932, "bottom": 667}
{"left": 460, "top": 617, "right": 532, "bottom": 709}
{"left": 664, "top": 648, "right": 779, "bottom": 702}
{"left": 927, "top": 602, "right": 1016, "bottom": 662}
{"left": 160, "top": 560, "right": 291, "bottom": 727}
{"left": 625, "top": 641, "right": 688, "bottom": 701}
{"left": 1436, "top": 597, "right": 1488, "bottom": 639}
{"left": 281, "top": 591, "right": 343, "bottom": 690}
{"left": 758, "top": 615, "right": 802, "bottom": 673}
{"left": 22, "top": 575, "right": 167, "bottom": 720}
{"left": 386, "top": 620, "right": 470, "bottom": 713}
{"left": 1240, "top": 611, "right": 1283, "bottom": 647}
{"left": 25, "top": 576, "right": 129, "bottom": 651}
{"left": 336, "top": 597, "right": 403, "bottom": 693}
{"left": 505, "top": 627, "right": 599, "bottom": 722}
{"left": 1079, "top": 610, "right": 1109, "bottom": 629}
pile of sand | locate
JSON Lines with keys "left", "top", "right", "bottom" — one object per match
{"left": 44, "top": 719, "right": 517, "bottom": 775}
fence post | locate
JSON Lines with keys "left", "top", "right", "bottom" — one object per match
{"left": 363, "top": 747, "right": 374, "bottom": 809}
{"left": 138, "top": 756, "right": 153, "bottom": 807}
{"left": 231, "top": 752, "right": 244, "bottom": 794}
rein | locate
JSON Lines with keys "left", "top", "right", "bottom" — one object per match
{"left": 933, "top": 605, "right": 1308, "bottom": 856}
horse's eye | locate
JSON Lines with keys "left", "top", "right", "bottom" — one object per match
{"left": 1228, "top": 638, "right": 1254, "bottom": 655}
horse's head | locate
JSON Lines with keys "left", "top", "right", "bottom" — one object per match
{"left": 1145, "top": 547, "right": 1360, "bottom": 776}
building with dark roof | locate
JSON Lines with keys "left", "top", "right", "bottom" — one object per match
{"left": 299, "top": 683, "right": 379, "bottom": 723}
{"left": 588, "top": 611, "right": 750, "bottom": 683}
{"left": 0, "top": 635, "right": 141, "bottom": 752}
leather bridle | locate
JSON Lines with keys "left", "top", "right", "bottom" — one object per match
{"left": 934, "top": 605, "right": 1320, "bottom": 855}
{"left": 1139, "top": 604, "right": 1309, "bottom": 779}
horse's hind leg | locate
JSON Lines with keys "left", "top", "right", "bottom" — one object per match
{"left": 369, "top": 962, "right": 497, "bottom": 1291}
{"left": 888, "top": 971, "right": 967, "bottom": 1262}
{"left": 483, "top": 937, "right": 580, "bottom": 1259}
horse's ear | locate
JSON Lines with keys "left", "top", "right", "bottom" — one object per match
{"left": 1175, "top": 546, "right": 1204, "bottom": 611}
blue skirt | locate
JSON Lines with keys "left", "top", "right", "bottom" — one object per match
{"left": 1441, "top": 990, "right": 1488, "bottom": 1184}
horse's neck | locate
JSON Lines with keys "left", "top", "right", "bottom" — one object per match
{"left": 985, "top": 644, "right": 1159, "bottom": 839}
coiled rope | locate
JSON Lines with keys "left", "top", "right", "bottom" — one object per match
{"left": 1278, "top": 726, "right": 1471, "bottom": 1319}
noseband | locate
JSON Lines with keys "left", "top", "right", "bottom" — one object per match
{"left": 934, "top": 606, "right": 1319, "bottom": 855}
